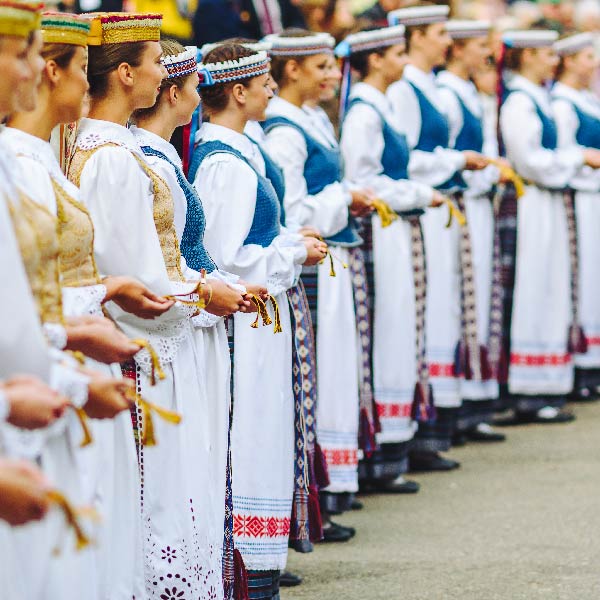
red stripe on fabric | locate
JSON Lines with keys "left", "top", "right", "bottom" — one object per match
{"left": 233, "top": 514, "right": 291, "bottom": 538}
{"left": 376, "top": 403, "right": 412, "bottom": 418}
{"left": 510, "top": 352, "right": 571, "bottom": 366}
{"left": 323, "top": 448, "right": 358, "bottom": 467}
{"left": 586, "top": 337, "right": 600, "bottom": 346}
{"left": 429, "top": 363, "right": 455, "bottom": 377}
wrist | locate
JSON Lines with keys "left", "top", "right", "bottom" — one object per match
{"left": 102, "top": 276, "right": 127, "bottom": 302}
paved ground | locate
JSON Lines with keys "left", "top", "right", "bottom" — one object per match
{"left": 285, "top": 402, "right": 600, "bottom": 600}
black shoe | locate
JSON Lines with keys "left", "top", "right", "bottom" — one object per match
{"left": 330, "top": 520, "right": 356, "bottom": 538}
{"left": 320, "top": 521, "right": 353, "bottom": 543}
{"left": 465, "top": 427, "right": 506, "bottom": 443}
{"left": 569, "top": 386, "right": 597, "bottom": 402}
{"left": 409, "top": 453, "right": 460, "bottom": 473}
{"left": 350, "top": 498, "right": 364, "bottom": 510}
{"left": 517, "top": 409, "right": 576, "bottom": 424}
{"left": 377, "top": 479, "right": 421, "bottom": 494}
{"left": 452, "top": 433, "right": 468, "bottom": 447}
{"left": 279, "top": 571, "right": 302, "bottom": 587}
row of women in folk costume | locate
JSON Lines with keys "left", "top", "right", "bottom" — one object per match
{"left": 2, "top": 1, "right": 600, "bottom": 599}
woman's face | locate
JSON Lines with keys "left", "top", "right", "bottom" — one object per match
{"left": 319, "top": 54, "right": 341, "bottom": 102}
{"left": 133, "top": 41, "right": 167, "bottom": 110}
{"left": 459, "top": 36, "right": 490, "bottom": 75}
{"left": 381, "top": 43, "right": 409, "bottom": 85}
{"left": 568, "top": 47, "right": 598, "bottom": 88}
{"left": 15, "top": 30, "right": 44, "bottom": 113}
{"left": 0, "top": 35, "right": 34, "bottom": 116}
{"left": 53, "top": 45, "right": 89, "bottom": 124}
{"left": 297, "top": 52, "right": 331, "bottom": 103}
{"left": 534, "top": 46, "right": 559, "bottom": 81}
{"left": 176, "top": 71, "right": 200, "bottom": 126}
{"left": 422, "top": 23, "right": 451, "bottom": 67}
{"left": 243, "top": 71, "right": 274, "bottom": 122}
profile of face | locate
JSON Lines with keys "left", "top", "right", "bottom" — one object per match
{"left": 293, "top": 52, "right": 331, "bottom": 103}
{"left": 15, "top": 30, "right": 45, "bottom": 113}
{"left": 51, "top": 45, "right": 90, "bottom": 124}
{"left": 566, "top": 46, "right": 598, "bottom": 88}
{"left": 380, "top": 42, "right": 409, "bottom": 84}
{"left": 456, "top": 36, "right": 490, "bottom": 75}
{"left": 239, "top": 71, "right": 274, "bottom": 122}
{"left": 319, "top": 54, "right": 342, "bottom": 102}
{"left": 174, "top": 71, "right": 200, "bottom": 126}
{"left": 419, "top": 22, "right": 451, "bottom": 67}
{"left": 0, "top": 35, "right": 35, "bottom": 116}
{"left": 472, "top": 60, "right": 497, "bottom": 96}
{"left": 529, "top": 46, "right": 559, "bottom": 81}
{"left": 132, "top": 41, "right": 167, "bottom": 110}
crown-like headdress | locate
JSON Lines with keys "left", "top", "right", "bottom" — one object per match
{"left": 198, "top": 50, "right": 270, "bottom": 86}
{"left": 554, "top": 32, "right": 595, "bottom": 56}
{"left": 41, "top": 11, "right": 91, "bottom": 46}
{"left": 162, "top": 46, "right": 198, "bottom": 78}
{"left": 388, "top": 5, "right": 449, "bottom": 27}
{"left": 263, "top": 32, "right": 335, "bottom": 56}
{"left": 446, "top": 20, "right": 491, "bottom": 40}
{"left": 87, "top": 12, "right": 162, "bottom": 46}
{"left": 335, "top": 25, "right": 406, "bottom": 57}
{"left": 0, "top": 1, "right": 42, "bottom": 38}
{"left": 502, "top": 29, "right": 558, "bottom": 49}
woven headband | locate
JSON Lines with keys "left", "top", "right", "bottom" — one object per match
{"left": 87, "top": 12, "right": 162, "bottom": 46}
{"left": 0, "top": 1, "right": 42, "bottom": 38}
{"left": 41, "top": 11, "right": 91, "bottom": 47}
{"left": 162, "top": 46, "right": 198, "bottom": 79}
{"left": 199, "top": 50, "right": 270, "bottom": 86}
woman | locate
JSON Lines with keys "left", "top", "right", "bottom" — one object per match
{"left": 499, "top": 29, "right": 600, "bottom": 422}
{"left": 262, "top": 29, "right": 373, "bottom": 530}
{"left": 338, "top": 25, "right": 446, "bottom": 492}
{"left": 552, "top": 33, "right": 600, "bottom": 401}
{"left": 189, "top": 43, "right": 326, "bottom": 599}
{"left": 66, "top": 13, "right": 223, "bottom": 598}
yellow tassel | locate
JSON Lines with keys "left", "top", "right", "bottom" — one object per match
{"left": 69, "top": 351, "right": 86, "bottom": 365}
{"left": 126, "top": 389, "right": 182, "bottom": 447}
{"left": 46, "top": 489, "right": 92, "bottom": 551}
{"left": 372, "top": 198, "right": 398, "bottom": 228}
{"left": 250, "top": 295, "right": 272, "bottom": 328}
{"left": 489, "top": 159, "right": 526, "bottom": 198}
{"left": 130, "top": 338, "right": 166, "bottom": 386}
{"left": 444, "top": 199, "right": 467, "bottom": 228}
{"left": 164, "top": 294, "right": 206, "bottom": 309}
{"left": 327, "top": 250, "right": 336, "bottom": 277}
{"left": 269, "top": 296, "right": 283, "bottom": 333}
{"left": 68, "top": 404, "right": 93, "bottom": 448}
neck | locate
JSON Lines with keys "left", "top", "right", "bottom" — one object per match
{"left": 408, "top": 51, "right": 434, "bottom": 74}
{"left": 363, "top": 72, "right": 388, "bottom": 94}
{"left": 559, "top": 72, "right": 584, "bottom": 91}
{"left": 447, "top": 62, "right": 469, "bottom": 81}
{"left": 135, "top": 106, "right": 178, "bottom": 142}
{"left": 278, "top": 86, "right": 305, "bottom": 108}
{"left": 7, "top": 88, "right": 56, "bottom": 141}
{"left": 519, "top": 68, "right": 543, "bottom": 86}
{"left": 210, "top": 106, "right": 247, "bottom": 134}
{"left": 88, "top": 94, "right": 135, "bottom": 127}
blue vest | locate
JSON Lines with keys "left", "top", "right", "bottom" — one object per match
{"left": 407, "top": 80, "right": 466, "bottom": 191}
{"left": 439, "top": 87, "right": 484, "bottom": 153}
{"left": 262, "top": 115, "right": 362, "bottom": 247}
{"left": 508, "top": 90, "right": 557, "bottom": 150}
{"left": 189, "top": 140, "right": 281, "bottom": 248}
{"left": 554, "top": 96, "right": 600, "bottom": 149}
{"left": 141, "top": 145, "right": 217, "bottom": 273}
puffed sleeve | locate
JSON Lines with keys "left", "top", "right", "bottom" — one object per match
{"left": 388, "top": 80, "right": 466, "bottom": 187}
{"left": 500, "top": 92, "right": 584, "bottom": 189}
{"left": 262, "top": 124, "right": 351, "bottom": 237}
{"left": 194, "top": 152, "right": 307, "bottom": 296}
{"left": 341, "top": 102, "right": 432, "bottom": 211}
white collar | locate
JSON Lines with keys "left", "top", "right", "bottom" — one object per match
{"left": 402, "top": 64, "right": 445, "bottom": 112}
{"left": 552, "top": 81, "right": 600, "bottom": 119}
{"left": 130, "top": 126, "right": 183, "bottom": 168}
{"left": 508, "top": 74, "right": 553, "bottom": 115}
{"left": 349, "top": 82, "right": 395, "bottom": 119}
{"left": 301, "top": 104, "right": 337, "bottom": 146}
{"left": 75, "top": 118, "right": 144, "bottom": 157}
{"left": 436, "top": 70, "right": 482, "bottom": 116}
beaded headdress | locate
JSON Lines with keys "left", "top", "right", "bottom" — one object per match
{"left": 263, "top": 32, "right": 335, "bottom": 56}
{"left": 502, "top": 29, "right": 558, "bottom": 49}
{"left": 162, "top": 46, "right": 197, "bottom": 79}
{"left": 388, "top": 5, "right": 449, "bottom": 27}
{"left": 554, "top": 33, "right": 595, "bottom": 56}
{"left": 0, "top": 1, "right": 42, "bottom": 38}
{"left": 41, "top": 12, "right": 91, "bottom": 47}
{"left": 86, "top": 12, "right": 162, "bottom": 46}
{"left": 446, "top": 20, "right": 491, "bottom": 40}
{"left": 198, "top": 50, "right": 270, "bottom": 86}
{"left": 335, "top": 25, "right": 406, "bottom": 57}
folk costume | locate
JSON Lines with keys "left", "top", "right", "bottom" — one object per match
{"left": 263, "top": 32, "right": 364, "bottom": 513}
{"left": 190, "top": 51, "right": 307, "bottom": 598}
{"left": 387, "top": 5, "right": 465, "bottom": 455}
{"left": 68, "top": 14, "right": 223, "bottom": 600}
{"left": 437, "top": 20, "right": 501, "bottom": 432}
{"left": 499, "top": 30, "right": 585, "bottom": 414}
{"left": 337, "top": 26, "right": 435, "bottom": 485}
{"left": 552, "top": 33, "right": 600, "bottom": 396}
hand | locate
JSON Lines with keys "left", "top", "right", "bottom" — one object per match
{"left": 239, "top": 283, "right": 270, "bottom": 314}
{"left": 298, "top": 226, "right": 322, "bottom": 239}
{"left": 66, "top": 317, "right": 141, "bottom": 364}
{"left": 583, "top": 149, "right": 600, "bottom": 170}
{"left": 2, "top": 375, "right": 68, "bottom": 429}
{"left": 104, "top": 276, "right": 174, "bottom": 319}
{"left": 349, "top": 190, "right": 374, "bottom": 217}
{"left": 203, "top": 279, "right": 250, "bottom": 317}
{"left": 429, "top": 191, "right": 446, "bottom": 208}
{"left": 303, "top": 237, "right": 328, "bottom": 267}
{"left": 463, "top": 151, "right": 489, "bottom": 171}
{"left": 83, "top": 374, "right": 134, "bottom": 419}
{"left": 0, "top": 459, "right": 50, "bottom": 526}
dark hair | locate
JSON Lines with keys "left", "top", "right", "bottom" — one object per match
{"left": 87, "top": 41, "right": 148, "bottom": 98}
{"left": 41, "top": 43, "right": 78, "bottom": 69}
{"left": 269, "top": 28, "right": 320, "bottom": 85}
{"left": 133, "top": 38, "right": 194, "bottom": 121}
{"left": 503, "top": 47, "right": 526, "bottom": 71}
{"left": 199, "top": 43, "right": 256, "bottom": 115}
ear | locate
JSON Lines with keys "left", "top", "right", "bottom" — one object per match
{"left": 45, "top": 59, "right": 61, "bottom": 86}
{"left": 231, "top": 82, "right": 247, "bottom": 105}
{"left": 368, "top": 51, "right": 384, "bottom": 72}
{"left": 116, "top": 61, "right": 135, "bottom": 88}
{"left": 284, "top": 58, "right": 301, "bottom": 83}
{"left": 168, "top": 83, "right": 179, "bottom": 105}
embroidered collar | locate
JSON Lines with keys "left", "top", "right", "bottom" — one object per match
{"left": 75, "top": 118, "right": 145, "bottom": 157}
